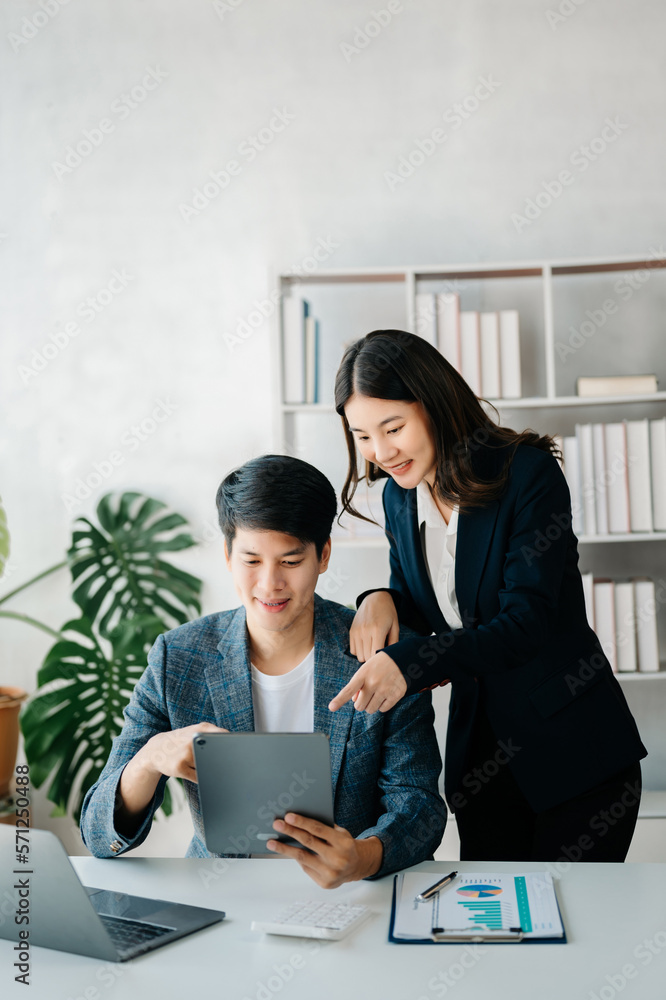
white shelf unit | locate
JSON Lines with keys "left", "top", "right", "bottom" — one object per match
{"left": 283, "top": 392, "right": 666, "bottom": 412}
{"left": 273, "top": 253, "right": 666, "bottom": 680}
{"left": 275, "top": 252, "right": 666, "bottom": 407}
{"left": 616, "top": 669, "right": 666, "bottom": 680}
{"left": 274, "top": 251, "right": 666, "bottom": 530}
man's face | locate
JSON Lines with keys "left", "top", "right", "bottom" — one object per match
{"left": 225, "top": 527, "right": 331, "bottom": 636}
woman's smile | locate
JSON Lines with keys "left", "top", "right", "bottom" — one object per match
{"left": 385, "top": 459, "right": 413, "bottom": 475}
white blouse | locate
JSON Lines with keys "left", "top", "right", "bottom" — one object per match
{"left": 416, "top": 480, "right": 463, "bottom": 630}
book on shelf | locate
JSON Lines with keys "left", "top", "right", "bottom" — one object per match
{"left": 436, "top": 292, "right": 461, "bottom": 372}
{"left": 604, "top": 423, "right": 631, "bottom": 534}
{"left": 614, "top": 581, "right": 637, "bottom": 673}
{"left": 415, "top": 293, "right": 437, "bottom": 346}
{"left": 651, "top": 417, "right": 666, "bottom": 531}
{"left": 460, "top": 311, "right": 482, "bottom": 396}
{"left": 304, "top": 315, "right": 319, "bottom": 404}
{"left": 576, "top": 374, "right": 658, "bottom": 397}
{"left": 590, "top": 576, "right": 661, "bottom": 673}
{"left": 498, "top": 310, "right": 522, "bottom": 399}
{"left": 562, "top": 436, "right": 584, "bottom": 537}
{"left": 593, "top": 579, "right": 617, "bottom": 673}
{"left": 413, "top": 295, "right": 521, "bottom": 399}
{"left": 563, "top": 420, "right": 665, "bottom": 537}
{"left": 480, "top": 312, "right": 501, "bottom": 398}
{"left": 576, "top": 423, "right": 597, "bottom": 538}
{"left": 591, "top": 423, "right": 609, "bottom": 535}
{"left": 633, "top": 578, "right": 660, "bottom": 673}
{"left": 581, "top": 571, "right": 595, "bottom": 629}
{"left": 282, "top": 296, "right": 309, "bottom": 404}
{"left": 626, "top": 418, "right": 652, "bottom": 532}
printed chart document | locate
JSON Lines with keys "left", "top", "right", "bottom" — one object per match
{"left": 390, "top": 871, "right": 565, "bottom": 943}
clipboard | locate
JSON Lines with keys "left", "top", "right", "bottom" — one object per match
{"left": 388, "top": 872, "right": 568, "bottom": 944}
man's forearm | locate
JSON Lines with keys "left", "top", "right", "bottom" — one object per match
{"left": 116, "top": 747, "right": 162, "bottom": 830}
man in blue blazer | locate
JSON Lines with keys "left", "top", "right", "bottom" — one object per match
{"left": 80, "top": 455, "right": 446, "bottom": 886}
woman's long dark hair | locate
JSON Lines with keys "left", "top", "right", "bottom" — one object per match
{"left": 334, "top": 329, "right": 561, "bottom": 522}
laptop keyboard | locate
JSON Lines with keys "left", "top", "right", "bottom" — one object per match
{"left": 99, "top": 914, "right": 176, "bottom": 956}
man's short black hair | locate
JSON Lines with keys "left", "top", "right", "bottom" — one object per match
{"left": 216, "top": 454, "right": 337, "bottom": 558}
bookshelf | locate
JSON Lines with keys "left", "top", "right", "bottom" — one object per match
{"left": 272, "top": 252, "right": 666, "bottom": 678}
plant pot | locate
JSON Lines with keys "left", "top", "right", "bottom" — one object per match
{"left": 0, "top": 687, "right": 28, "bottom": 798}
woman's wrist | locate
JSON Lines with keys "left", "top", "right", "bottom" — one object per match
{"left": 356, "top": 587, "right": 400, "bottom": 611}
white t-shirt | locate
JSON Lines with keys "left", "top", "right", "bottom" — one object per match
{"left": 250, "top": 647, "right": 315, "bottom": 733}
{"left": 416, "top": 480, "right": 463, "bottom": 629}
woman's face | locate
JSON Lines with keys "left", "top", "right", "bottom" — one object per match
{"left": 344, "top": 393, "right": 437, "bottom": 489}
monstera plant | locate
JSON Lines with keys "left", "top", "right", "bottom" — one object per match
{"left": 1, "top": 492, "right": 202, "bottom": 822}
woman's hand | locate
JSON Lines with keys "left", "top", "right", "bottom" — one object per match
{"left": 328, "top": 651, "right": 407, "bottom": 714}
{"left": 350, "top": 591, "right": 400, "bottom": 663}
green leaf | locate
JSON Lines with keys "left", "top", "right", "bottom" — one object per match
{"left": 68, "top": 492, "right": 202, "bottom": 646}
{"left": 20, "top": 616, "right": 148, "bottom": 822}
{"left": 20, "top": 491, "right": 203, "bottom": 825}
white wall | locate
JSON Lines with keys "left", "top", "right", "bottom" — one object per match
{"left": 1, "top": 0, "right": 665, "bottom": 854}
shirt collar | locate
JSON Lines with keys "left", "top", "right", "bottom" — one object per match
{"left": 416, "top": 481, "right": 459, "bottom": 534}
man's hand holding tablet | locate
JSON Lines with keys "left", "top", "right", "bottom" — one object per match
{"left": 117, "top": 722, "right": 228, "bottom": 831}
{"left": 267, "top": 813, "right": 383, "bottom": 888}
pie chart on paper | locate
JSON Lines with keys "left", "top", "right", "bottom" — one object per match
{"left": 456, "top": 884, "right": 503, "bottom": 898}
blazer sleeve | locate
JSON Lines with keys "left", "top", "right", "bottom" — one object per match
{"left": 357, "top": 689, "right": 447, "bottom": 879}
{"left": 79, "top": 633, "right": 172, "bottom": 857}
{"left": 383, "top": 450, "right": 574, "bottom": 694}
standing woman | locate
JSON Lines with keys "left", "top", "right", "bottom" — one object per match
{"left": 328, "top": 329, "right": 647, "bottom": 862}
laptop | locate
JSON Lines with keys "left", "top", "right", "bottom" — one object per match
{"left": 0, "top": 828, "right": 225, "bottom": 961}
{"left": 193, "top": 732, "right": 334, "bottom": 856}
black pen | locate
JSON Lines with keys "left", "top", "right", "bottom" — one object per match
{"left": 415, "top": 870, "right": 458, "bottom": 902}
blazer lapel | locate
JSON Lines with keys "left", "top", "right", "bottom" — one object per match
{"left": 455, "top": 500, "right": 499, "bottom": 629}
{"left": 454, "top": 442, "right": 507, "bottom": 628}
{"left": 392, "top": 486, "right": 449, "bottom": 633}
{"left": 312, "top": 595, "right": 355, "bottom": 794}
{"left": 208, "top": 605, "right": 255, "bottom": 732}
{"left": 390, "top": 441, "right": 506, "bottom": 633}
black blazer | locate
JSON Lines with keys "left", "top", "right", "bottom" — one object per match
{"left": 369, "top": 440, "right": 647, "bottom": 813}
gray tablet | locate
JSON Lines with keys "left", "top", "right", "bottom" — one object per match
{"left": 192, "top": 732, "right": 334, "bottom": 856}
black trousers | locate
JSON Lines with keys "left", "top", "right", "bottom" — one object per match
{"left": 453, "top": 706, "right": 642, "bottom": 863}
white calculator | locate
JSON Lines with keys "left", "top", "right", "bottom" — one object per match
{"left": 251, "top": 900, "right": 371, "bottom": 940}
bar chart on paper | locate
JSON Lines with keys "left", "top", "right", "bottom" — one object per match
{"left": 459, "top": 899, "right": 504, "bottom": 928}
{"left": 455, "top": 877, "right": 516, "bottom": 930}
{"left": 391, "top": 872, "right": 564, "bottom": 940}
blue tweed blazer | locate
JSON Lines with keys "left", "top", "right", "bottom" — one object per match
{"left": 79, "top": 593, "right": 446, "bottom": 879}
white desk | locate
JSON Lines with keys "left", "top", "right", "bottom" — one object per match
{"left": 3, "top": 857, "right": 666, "bottom": 1000}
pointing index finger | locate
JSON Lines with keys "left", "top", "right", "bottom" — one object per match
{"left": 328, "top": 676, "right": 363, "bottom": 712}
